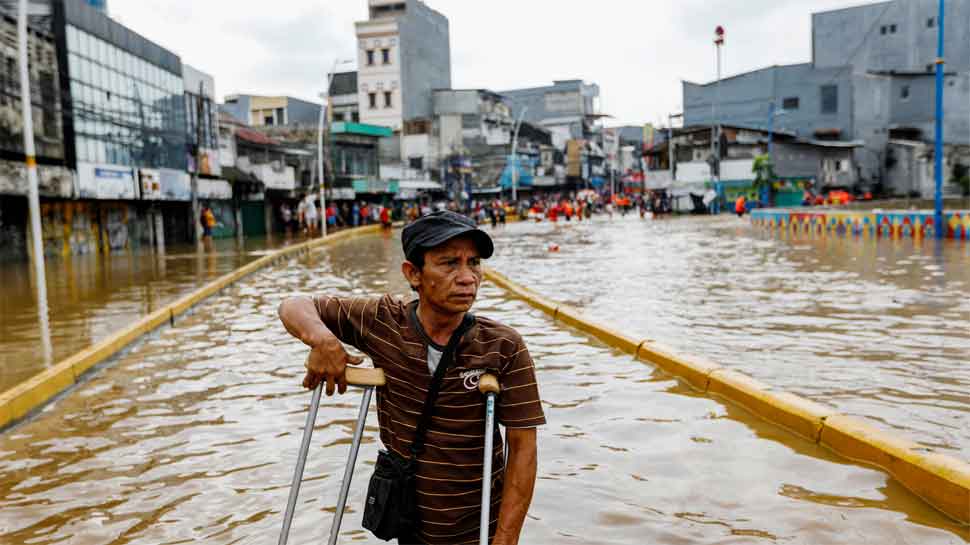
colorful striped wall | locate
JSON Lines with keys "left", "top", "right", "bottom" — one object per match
{"left": 750, "top": 208, "right": 970, "bottom": 240}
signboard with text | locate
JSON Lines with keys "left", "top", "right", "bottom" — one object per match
{"left": 78, "top": 163, "right": 137, "bottom": 200}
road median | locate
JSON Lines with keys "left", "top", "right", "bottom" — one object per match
{"left": 483, "top": 266, "right": 970, "bottom": 525}
{"left": 0, "top": 225, "right": 382, "bottom": 432}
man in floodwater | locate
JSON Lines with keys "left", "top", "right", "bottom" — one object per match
{"left": 278, "top": 210, "right": 545, "bottom": 545}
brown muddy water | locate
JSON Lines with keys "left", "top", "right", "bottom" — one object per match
{"left": 0, "top": 236, "right": 307, "bottom": 394}
{"left": 486, "top": 215, "right": 970, "bottom": 464}
{"left": 0, "top": 230, "right": 966, "bottom": 544}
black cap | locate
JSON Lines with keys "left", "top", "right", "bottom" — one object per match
{"left": 402, "top": 210, "right": 494, "bottom": 262}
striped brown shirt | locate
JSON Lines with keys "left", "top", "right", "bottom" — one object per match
{"left": 313, "top": 294, "right": 546, "bottom": 544}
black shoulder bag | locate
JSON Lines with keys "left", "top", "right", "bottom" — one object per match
{"left": 362, "top": 312, "right": 476, "bottom": 541}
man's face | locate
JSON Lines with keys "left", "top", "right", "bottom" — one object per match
{"left": 406, "top": 236, "right": 483, "bottom": 314}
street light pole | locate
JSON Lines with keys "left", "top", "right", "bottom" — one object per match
{"left": 318, "top": 59, "right": 352, "bottom": 237}
{"left": 510, "top": 106, "right": 528, "bottom": 202}
{"left": 18, "top": 0, "right": 52, "bottom": 365}
{"left": 933, "top": 0, "right": 945, "bottom": 239}
{"left": 712, "top": 26, "right": 725, "bottom": 183}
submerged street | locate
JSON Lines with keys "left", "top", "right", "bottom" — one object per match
{"left": 1, "top": 223, "right": 967, "bottom": 544}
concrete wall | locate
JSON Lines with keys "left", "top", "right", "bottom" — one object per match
{"left": 399, "top": 0, "right": 451, "bottom": 121}
{"left": 683, "top": 63, "right": 855, "bottom": 141}
{"left": 221, "top": 96, "right": 251, "bottom": 124}
{"left": 813, "top": 0, "right": 970, "bottom": 74}
{"left": 500, "top": 80, "right": 597, "bottom": 145}
{"left": 285, "top": 97, "right": 322, "bottom": 127}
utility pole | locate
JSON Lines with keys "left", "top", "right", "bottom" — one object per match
{"left": 712, "top": 25, "right": 724, "bottom": 183}
{"left": 933, "top": 0, "right": 945, "bottom": 239}
{"left": 510, "top": 106, "right": 528, "bottom": 202}
{"left": 318, "top": 59, "right": 351, "bottom": 237}
{"left": 18, "top": 0, "right": 52, "bottom": 365}
{"left": 191, "top": 81, "right": 205, "bottom": 249}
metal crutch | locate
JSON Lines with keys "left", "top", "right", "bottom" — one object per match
{"left": 477, "top": 374, "right": 501, "bottom": 545}
{"left": 278, "top": 366, "right": 386, "bottom": 545}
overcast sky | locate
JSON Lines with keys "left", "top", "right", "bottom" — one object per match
{"left": 110, "top": 0, "right": 882, "bottom": 128}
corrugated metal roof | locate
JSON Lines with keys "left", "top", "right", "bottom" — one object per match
{"left": 236, "top": 128, "right": 279, "bottom": 146}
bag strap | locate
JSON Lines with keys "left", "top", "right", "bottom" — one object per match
{"left": 409, "top": 308, "right": 476, "bottom": 459}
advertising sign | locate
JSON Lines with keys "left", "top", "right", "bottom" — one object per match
{"left": 78, "top": 163, "right": 137, "bottom": 200}
{"left": 197, "top": 178, "right": 232, "bottom": 200}
{"left": 187, "top": 148, "right": 223, "bottom": 177}
{"left": 327, "top": 187, "right": 357, "bottom": 200}
{"left": 139, "top": 169, "right": 161, "bottom": 199}
{"left": 159, "top": 168, "right": 191, "bottom": 201}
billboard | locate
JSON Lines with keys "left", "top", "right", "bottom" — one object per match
{"left": 78, "top": 163, "right": 137, "bottom": 200}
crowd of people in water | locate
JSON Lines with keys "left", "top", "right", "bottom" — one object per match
{"left": 213, "top": 185, "right": 876, "bottom": 243}
{"left": 270, "top": 189, "right": 709, "bottom": 238}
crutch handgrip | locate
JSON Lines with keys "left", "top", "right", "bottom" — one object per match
{"left": 347, "top": 367, "right": 386, "bottom": 387}
{"left": 478, "top": 374, "right": 500, "bottom": 395}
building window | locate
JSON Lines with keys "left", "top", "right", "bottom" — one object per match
{"left": 900, "top": 84, "right": 910, "bottom": 100}
{"left": 368, "top": 92, "right": 377, "bottom": 109}
{"left": 366, "top": 50, "right": 375, "bottom": 66}
{"left": 276, "top": 107, "right": 285, "bottom": 125}
{"left": 927, "top": 17, "right": 935, "bottom": 28}
{"left": 782, "top": 97, "right": 800, "bottom": 110}
{"left": 409, "top": 157, "right": 423, "bottom": 170}
{"left": 889, "top": 24, "right": 897, "bottom": 33}
{"left": 382, "top": 48, "right": 390, "bottom": 64}
{"left": 352, "top": 111, "right": 359, "bottom": 123}
{"left": 264, "top": 115, "right": 274, "bottom": 125}
{"left": 384, "top": 91, "right": 392, "bottom": 108}
{"left": 820, "top": 84, "right": 838, "bottom": 114}
{"left": 880, "top": 25, "right": 887, "bottom": 35}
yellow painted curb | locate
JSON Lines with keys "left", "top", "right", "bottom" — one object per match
{"left": 484, "top": 267, "right": 970, "bottom": 525}
{"left": 0, "top": 226, "right": 377, "bottom": 432}
{"left": 707, "top": 369, "right": 834, "bottom": 442}
{"left": 821, "top": 414, "right": 970, "bottom": 523}
{"left": 483, "top": 269, "right": 558, "bottom": 316}
{"left": 0, "top": 365, "right": 76, "bottom": 427}
{"left": 554, "top": 304, "right": 640, "bottom": 354}
{"left": 636, "top": 341, "right": 721, "bottom": 392}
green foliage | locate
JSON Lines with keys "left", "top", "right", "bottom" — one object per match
{"left": 751, "top": 154, "right": 776, "bottom": 192}
{"left": 952, "top": 163, "right": 970, "bottom": 196}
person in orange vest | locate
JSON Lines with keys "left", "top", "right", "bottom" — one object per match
{"left": 200, "top": 204, "right": 217, "bottom": 250}
{"left": 735, "top": 195, "right": 747, "bottom": 218}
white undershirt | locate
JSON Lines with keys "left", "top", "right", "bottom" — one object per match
{"left": 427, "top": 346, "right": 443, "bottom": 374}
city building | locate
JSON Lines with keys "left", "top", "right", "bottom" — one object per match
{"left": 222, "top": 94, "right": 321, "bottom": 128}
{"left": 329, "top": 71, "right": 359, "bottom": 123}
{"left": 432, "top": 89, "right": 512, "bottom": 194}
{"left": 667, "top": 124, "right": 860, "bottom": 212}
{"left": 50, "top": 0, "right": 188, "bottom": 254}
{"left": 183, "top": 65, "right": 235, "bottom": 239}
{"left": 683, "top": 0, "right": 970, "bottom": 197}
{"left": 355, "top": 0, "right": 451, "bottom": 177}
{"left": 0, "top": 3, "right": 72, "bottom": 262}
{"left": 500, "top": 80, "right": 601, "bottom": 149}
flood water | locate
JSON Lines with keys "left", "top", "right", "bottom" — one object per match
{"left": 0, "top": 231, "right": 966, "bottom": 544}
{"left": 0, "top": 236, "right": 305, "bottom": 394}
{"left": 486, "top": 215, "right": 970, "bottom": 463}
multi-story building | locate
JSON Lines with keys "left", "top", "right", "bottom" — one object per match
{"left": 355, "top": 0, "right": 451, "bottom": 176}
{"left": 329, "top": 71, "right": 359, "bottom": 123}
{"left": 499, "top": 80, "right": 601, "bottom": 149}
{"left": 222, "top": 94, "right": 321, "bottom": 128}
{"left": 48, "top": 0, "right": 190, "bottom": 253}
{"left": 0, "top": 3, "right": 72, "bottom": 262}
{"left": 683, "top": 0, "right": 970, "bottom": 197}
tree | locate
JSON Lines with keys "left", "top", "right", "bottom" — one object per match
{"left": 952, "top": 162, "right": 970, "bottom": 197}
{"left": 751, "top": 154, "right": 776, "bottom": 206}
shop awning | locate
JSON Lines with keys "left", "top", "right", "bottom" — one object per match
{"left": 398, "top": 180, "right": 443, "bottom": 191}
